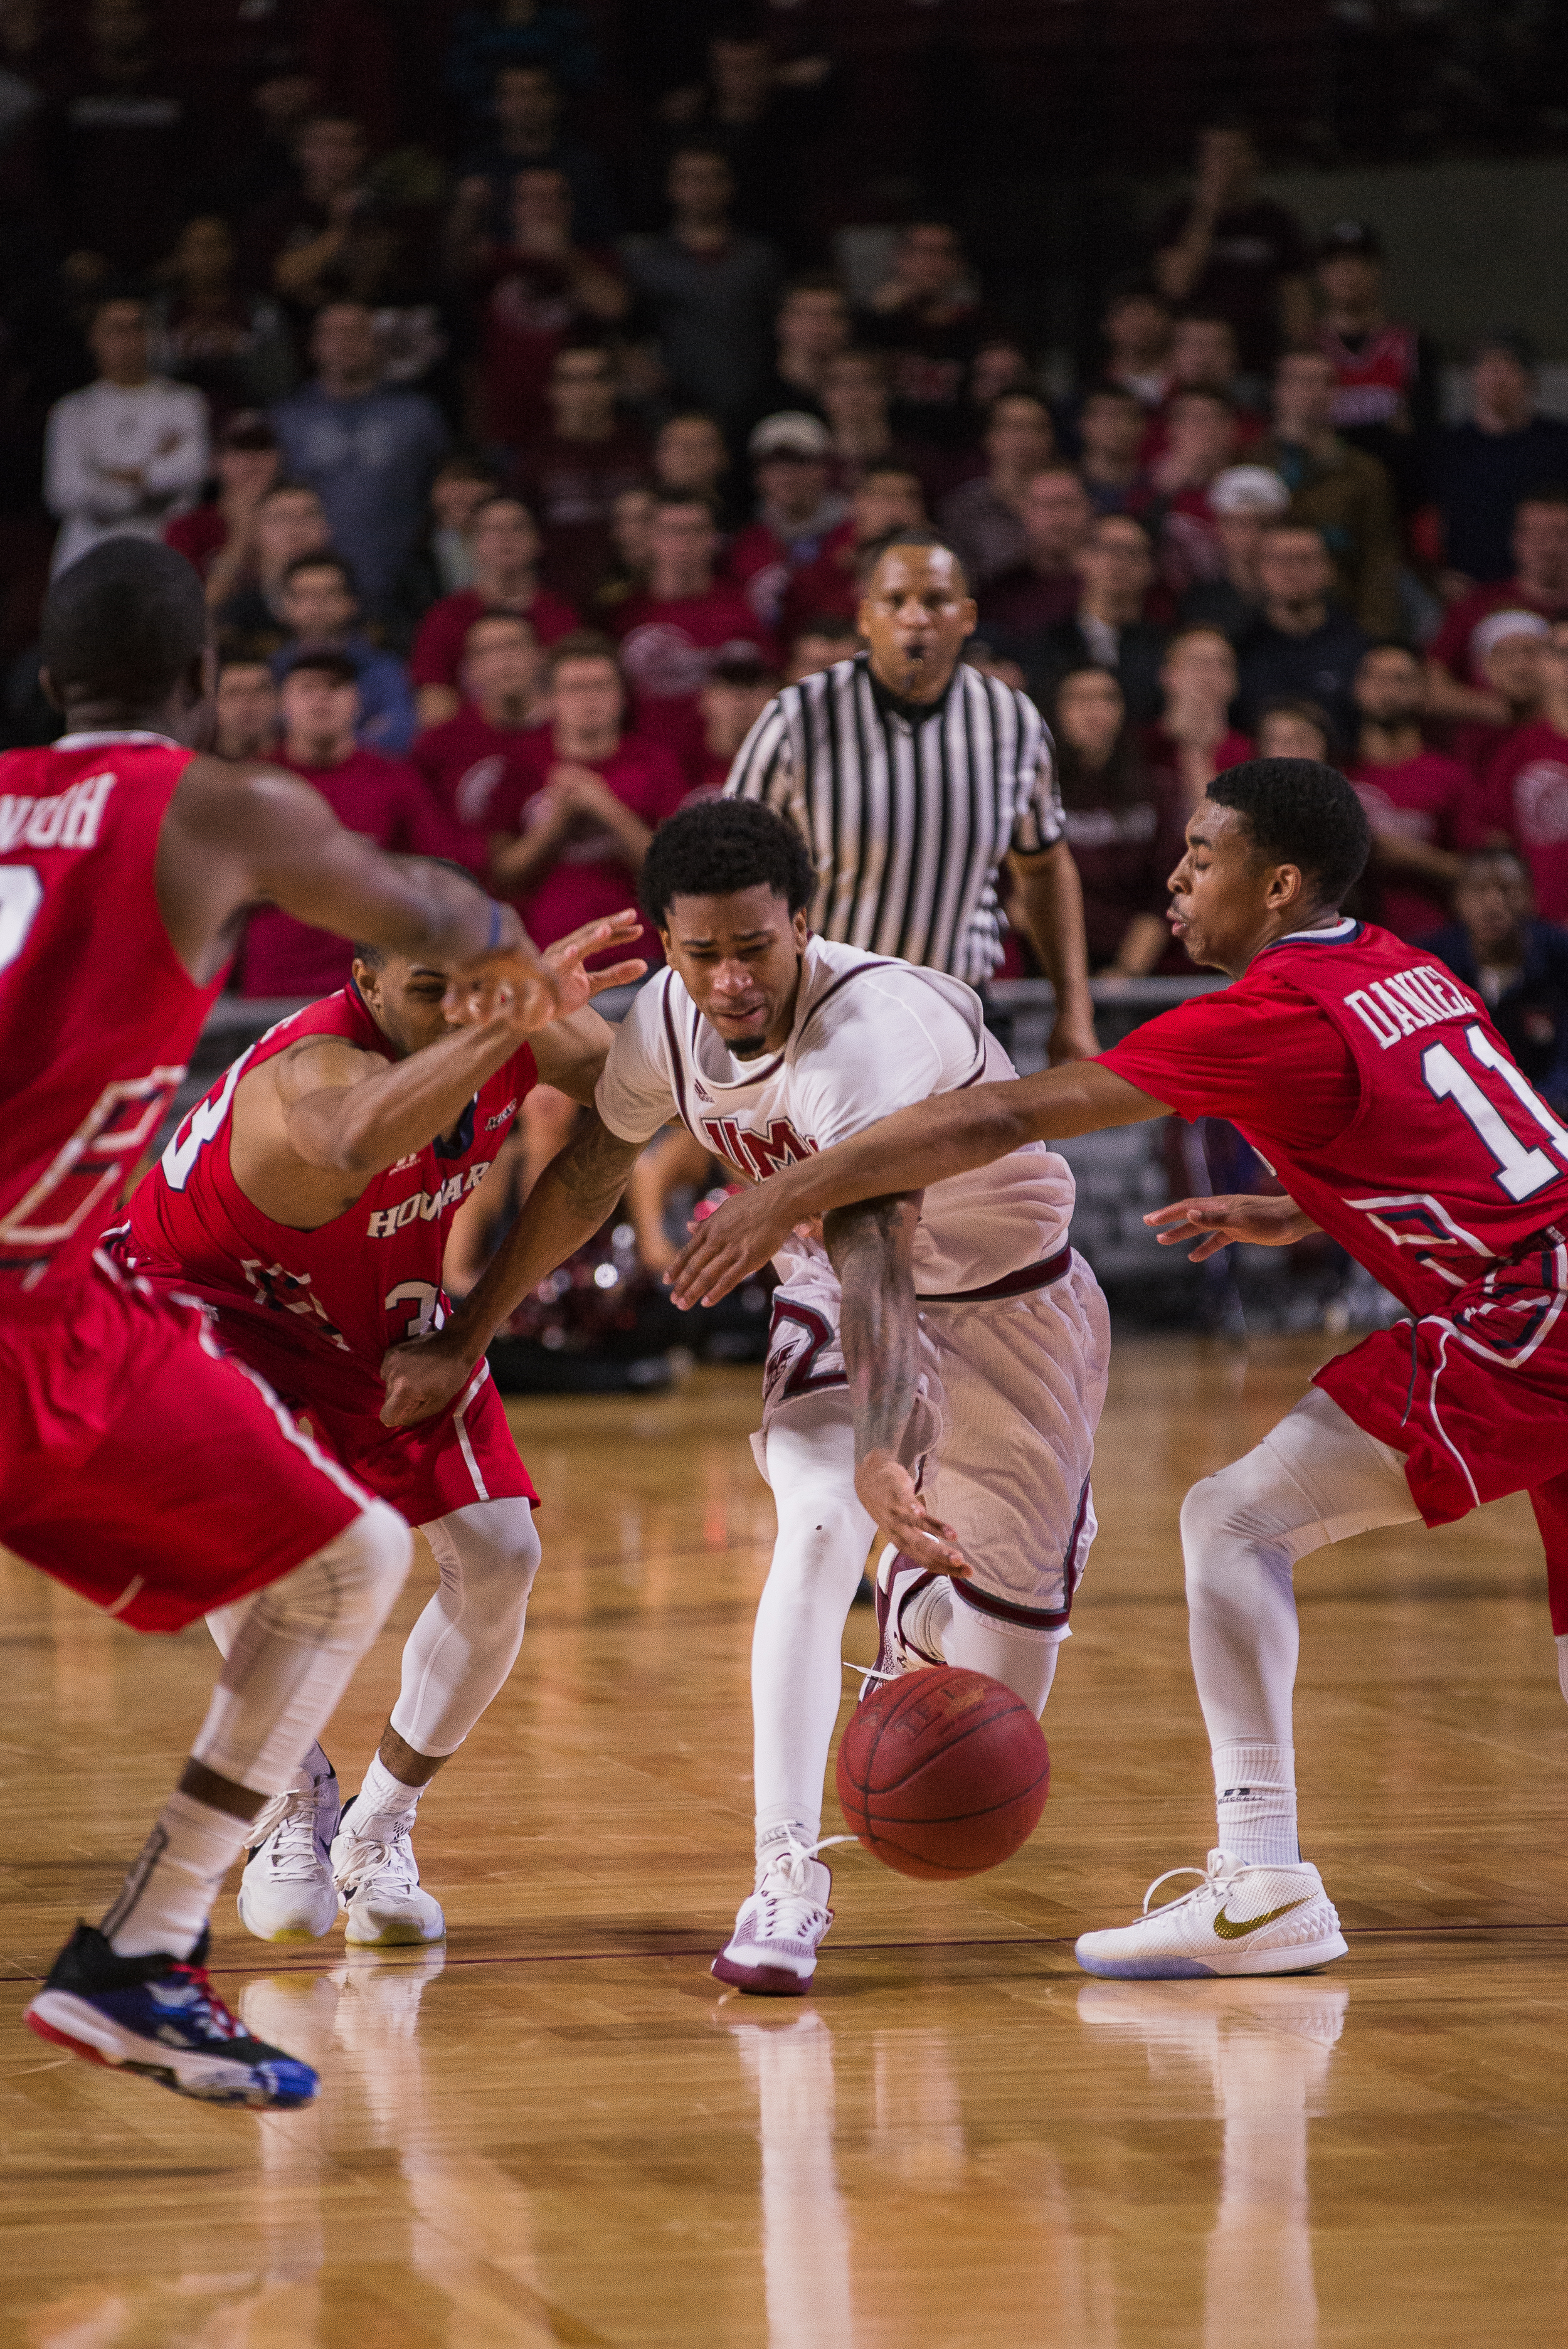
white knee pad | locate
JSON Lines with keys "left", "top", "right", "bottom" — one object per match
{"left": 390, "top": 1497, "right": 541, "bottom": 1759}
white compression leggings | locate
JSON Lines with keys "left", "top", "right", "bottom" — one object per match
{"left": 755, "top": 1408, "right": 1062, "bottom": 1845}
{"left": 207, "top": 1497, "right": 541, "bottom": 1774}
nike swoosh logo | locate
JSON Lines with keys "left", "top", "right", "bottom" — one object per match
{"left": 1212, "top": 1897, "right": 1310, "bottom": 1941}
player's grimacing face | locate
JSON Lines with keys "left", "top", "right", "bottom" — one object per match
{"left": 1167, "top": 799, "right": 1302, "bottom": 975}
{"left": 660, "top": 888, "right": 810, "bottom": 1059}
{"left": 352, "top": 955, "right": 464, "bottom": 1058}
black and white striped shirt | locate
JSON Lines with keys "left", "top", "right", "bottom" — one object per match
{"left": 723, "top": 653, "right": 1063, "bottom": 983}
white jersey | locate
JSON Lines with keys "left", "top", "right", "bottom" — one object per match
{"left": 596, "top": 936, "right": 1074, "bottom": 1296}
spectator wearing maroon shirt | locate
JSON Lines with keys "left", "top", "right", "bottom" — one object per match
{"left": 686, "top": 651, "right": 781, "bottom": 800}
{"left": 447, "top": 163, "right": 628, "bottom": 453}
{"left": 728, "top": 413, "right": 849, "bottom": 635}
{"left": 149, "top": 216, "right": 296, "bottom": 428}
{"left": 1140, "top": 313, "right": 1265, "bottom": 470}
{"left": 513, "top": 341, "right": 650, "bottom": 610}
{"left": 1144, "top": 625, "right": 1253, "bottom": 815}
{"left": 1311, "top": 219, "right": 1439, "bottom": 517}
{"left": 1049, "top": 665, "right": 1188, "bottom": 975}
{"left": 213, "top": 656, "right": 279, "bottom": 762}
{"left": 1152, "top": 120, "right": 1311, "bottom": 376}
{"left": 1478, "top": 620, "right": 1568, "bottom": 922}
{"left": 239, "top": 650, "right": 453, "bottom": 997}
{"left": 164, "top": 412, "right": 280, "bottom": 586}
{"left": 863, "top": 222, "right": 992, "bottom": 453}
{"left": 1427, "top": 488, "right": 1568, "bottom": 728}
{"left": 410, "top": 611, "right": 545, "bottom": 852}
{"left": 937, "top": 394, "right": 1056, "bottom": 591}
{"left": 488, "top": 632, "right": 687, "bottom": 955}
{"left": 1145, "top": 389, "right": 1241, "bottom": 601}
{"left": 976, "top": 464, "right": 1094, "bottom": 662}
{"left": 411, "top": 494, "right": 579, "bottom": 730}
{"left": 1449, "top": 608, "right": 1549, "bottom": 780}
{"left": 613, "top": 492, "right": 773, "bottom": 768}
{"left": 778, "top": 465, "right": 926, "bottom": 644}
{"left": 1076, "top": 384, "right": 1148, "bottom": 517}
{"left": 1347, "top": 641, "right": 1476, "bottom": 941}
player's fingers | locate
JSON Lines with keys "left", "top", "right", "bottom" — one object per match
{"left": 583, "top": 957, "right": 649, "bottom": 995}
{"left": 1185, "top": 1233, "right": 1229, "bottom": 1262}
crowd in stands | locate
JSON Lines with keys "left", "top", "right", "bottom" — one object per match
{"left": 5, "top": 19, "right": 1568, "bottom": 1095}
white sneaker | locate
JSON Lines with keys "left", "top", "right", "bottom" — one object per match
{"left": 1074, "top": 1850, "right": 1348, "bottom": 1980}
{"left": 867, "top": 1545, "right": 944, "bottom": 1694}
{"left": 330, "top": 1802, "right": 446, "bottom": 1948}
{"left": 712, "top": 1843, "right": 834, "bottom": 1996}
{"left": 236, "top": 1763, "right": 341, "bottom": 1943}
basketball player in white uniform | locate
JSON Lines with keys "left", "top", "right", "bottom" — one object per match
{"left": 377, "top": 800, "right": 1110, "bottom": 1994}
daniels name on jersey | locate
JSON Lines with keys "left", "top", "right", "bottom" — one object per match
{"left": 595, "top": 937, "right": 1075, "bottom": 1298}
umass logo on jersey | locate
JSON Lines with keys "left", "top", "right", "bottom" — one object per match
{"left": 699, "top": 1114, "right": 817, "bottom": 1184}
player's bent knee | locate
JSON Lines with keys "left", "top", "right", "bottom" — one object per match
{"left": 272, "top": 1500, "right": 413, "bottom": 1643}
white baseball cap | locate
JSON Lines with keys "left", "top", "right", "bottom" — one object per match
{"left": 1208, "top": 465, "right": 1291, "bottom": 518}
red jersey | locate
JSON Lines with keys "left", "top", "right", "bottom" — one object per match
{"left": 613, "top": 586, "right": 773, "bottom": 766}
{"left": 127, "top": 982, "right": 535, "bottom": 1374}
{"left": 1100, "top": 918, "right": 1568, "bottom": 1315}
{"left": 1347, "top": 750, "right": 1480, "bottom": 940}
{"left": 1476, "top": 718, "right": 1568, "bottom": 920}
{"left": 1316, "top": 321, "right": 1419, "bottom": 432}
{"left": 0, "top": 733, "right": 225, "bottom": 1303}
{"left": 410, "top": 704, "right": 546, "bottom": 872}
{"left": 778, "top": 519, "right": 860, "bottom": 642}
{"left": 410, "top": 586, "right": 580, "bottom": 691}
{"left": 164, "top": 504, "right": 228, "bottom": 579}
{"left": 487, "top": 727, "right": 687, "bottom": 954}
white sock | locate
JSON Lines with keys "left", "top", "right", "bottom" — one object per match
{"left": 1555, "top": 1633, "right": 1568, "bottom": 1707}
{"left": 351, "top": 1752, "right": 426, "bottom": 1837}
{"left": 101, "top": 1790, "right": 253, "bottom": 1959}
{"left": 1212, "top": 1741, "right": 1299, "bottom": 1867}
{"left": 755, "top": 1819, "right": 818, "bottom": 1884}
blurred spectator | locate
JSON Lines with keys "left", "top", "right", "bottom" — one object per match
{"left": 613, "top": 490, "right": 773, "bottom": 765}
{"left": 1422, "top": 850, "right": 1568, "bottom": 1110}
{"left": 410, "top": 494, "right": 578, "bottom": 729}
{"left": 1142, "top": 313, "right": 1263, "bottom": 470}
{"left": 742, "top": 275, "right": 851, "bottom": 437}
{"left": 1099, "top": 279, "right": 1175, "bottom": 409}
{"left": 1433, "top": 333, "right": 1568, "bottom": 588}
{"left": 654, "top": 24, "right": 834, "bottom": 258}
{"left": 211, "top": 480, "right": 331, "bottom": 644}
{"left": 1145, "top": 389, "right": 1241, "bottom": 598}
{"left": 45, "top": 296, "right": 209, "bottom": 576}
{"left": 727, "top": 413, "right": 847, "bottom": 634}
{"left": 1427, "top": 488, "right": 1568, "bottom": 723}
{"left": 1475, "top": 619, "right": 1568, "bottom": 921}
{"left": 976, "top": 464, "right": 1094, "bottom": 657}
{"left": 1144, "top": 625, "right": 1253, "bottom": 813}
{"left": 1236, "top": 521, "right": 1370, "bottom": 743}
{"left": 1256, "top": 699, "right": 1335, "bottom": 761}
{"left": 383, "top": 453, "right": 501, "bottom": 647}
{"left": 1449, "top": 609, "right": 1548, "bottom": 778}
{"left": 245, "top": 114, "right": 387, "bottom": 321}
{"left": 164, "top": 413, "right": 280, "bottom": 587}
{"left": 864, "top": 221, "right": 992, "bottom": 452}
{"left": 488, "top": 631, "right": 687, "bottom": 951}
{"left": 779, "top": 465, "right": 925, "bottom": 642}
{"left": 652, "top": 409, "right": 735, "bottom": 525}
{"left": 148, "top": 218, "right": 295, "bottom": 423}
{"left": 938, "top": 393, "right": 1056, "bottom": 590}
{"left": 1152, "top": 120, "right": 1310, "bottom": 375}
{"left": 620, "top": 146, "right": 783, "bottom": 437}
{"left": 1257, "top": 349, "right": 1401, "bottom": 635}
{"left": 267, "top": 551, "right": 417, "bottom": 753}
{"left": 1347, "top": 641, "right": 1472, "bottom": 940}
{"left": 226, "top": 65, "right": 321, "bottom": 218}
{"left": 240, "top": 649, "right": 451, "bottom": 997}
{"left": 819, "top": 347, "right": 909, "bottom": 492}
{"left": 213, "top": 655, "right": 279, "bottom": 762}
{"left": 514, "top": 340, "right": 650, "bottom": 608}
{"left": 443, "top": 1, "right": 600, "bottom": 108}
{"left": 967, "top": 341, "right": 1034, "bottom": 414}
{"left": 410, "top": 610, "right": 544, "bottom": 843}
{"left": 448, "top": 164, "right": 628, "bottom": 453}
{"left": 1177, "top": 461, "right": 1289, "bottom": 642}
{"left": 1050, "top": 665, "right": 1187, "bottom": 975}
{"left": 59, "top": 2, "right": 187, "bottom": 273}
{"left": 588, "top": 485, "right": 657, "bottom": 623}
{"left": 1075, "top": 384, "right": 1147, "bottom": 515}
{"left": 459, "top": 61, "right": 620, "bottom": 246}
{"left": 785, "top": 612, "right": 860, "bottom": 684}
{"left": 687, "top": 650, "right": 781, "bottom": 798}
{"left": 270, "top": 300, "right": 448, "bottom": 617}
{"left": 1030, "top": 511, "right": 1167, "bottom": 723}
{"left": 1311, "top": 220, "right": 1439, "bottom": 516}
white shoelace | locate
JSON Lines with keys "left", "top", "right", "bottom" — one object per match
{"left": 1139, "top": 1850, "right": 1244, "bottom": 1917}
{"left": 334, "top": 1820, "right": 419, "bottom": 1897}
{"left": 252, "top": 1784, "right": 331, "bottom": 1882}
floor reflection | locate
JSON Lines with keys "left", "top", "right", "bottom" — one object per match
{"left": 718, "top": 2003, "right": 857, "bottom": 2349}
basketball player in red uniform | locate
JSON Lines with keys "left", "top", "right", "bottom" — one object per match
{"left": 0, "top": 539, "right": 638, "bottom": 2104}
{"left": 122, "top": 923, "right": 614, "bottom": 1949}
{"left": 667, "top": 757, "right": 1568, "bottom": 1978}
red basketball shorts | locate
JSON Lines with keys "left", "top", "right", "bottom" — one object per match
{"left": 1313, "top": 1229, "right": 1568, "bottom": 1626}
{"left": 0, "top": 1255, "right": 369, "bottom": 1633}
{"left": 194, "top": 1297, "right": 538, "bottom": 1530}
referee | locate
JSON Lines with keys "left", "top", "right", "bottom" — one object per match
{"left": 723, "top": 527, "right": 1097, "bottom": 1059}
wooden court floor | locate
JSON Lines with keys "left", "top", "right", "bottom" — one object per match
{"left": 5, "top": 1333, "right": 1568, "bottom": 2348}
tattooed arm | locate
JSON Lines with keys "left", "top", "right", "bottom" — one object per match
{"left": 824, "top": 1194, "right": 970, "bottom": 1578}
{"left": 379, "top": 1110, "right": 644, "bottom": 1426}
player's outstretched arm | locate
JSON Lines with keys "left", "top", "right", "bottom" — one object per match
{"left": 826, "top": 1195, "right": 971, "bottom": 1579}
{"left": 379, "top": 1110, "right": 644, "bottom": 1426}
{"left": 667, "top": 1059, "right": 1167, "bottom": 1308}
{"left": 1146, "top": 1193, "right": 1320, "bottom": 1262}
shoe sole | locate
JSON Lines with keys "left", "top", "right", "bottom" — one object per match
{"left": 24, "top": 1995, "right": 317, "bottom": 2108}
{"left": 342, "top": 1916, "right": 446, "bottom": 1947}
{"left": 1074, "top": 1930, "right": 1350, "bottom": 1981}
{"left": 711, "top": 1952, "right": 812, "bottom": 1996}
{"left": 236, "top": 1896, "right": 339, "bottom": 1944}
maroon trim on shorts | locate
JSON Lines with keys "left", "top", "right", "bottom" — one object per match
{"left": 916, "top": 1241, "right": 1072, "bottom": 1305}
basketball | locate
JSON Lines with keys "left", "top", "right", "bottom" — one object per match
{"left": 834, "top": 1667, "right": 1051, "bottom": 1880}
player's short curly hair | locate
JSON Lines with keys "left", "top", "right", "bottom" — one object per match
{"left": 42, "top": 537, "right": 206, "bottom": 705}
{"left": 1209, "top": 757, "right": 1371, "bottom": 906}
{"left": 641, "top": 799, "right": 815, "bottom": 927}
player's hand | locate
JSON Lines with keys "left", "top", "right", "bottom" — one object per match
{"left": 1145, "top": 1193, "right": 1318, "bottom": 1261}
{"left": 854, "top": 1453, "right": 972, "bottom": 1579}
{"left": 1047, "top": 1004, "right": 1099, "bottom": 1064}
{"left": 445, "top": 911, "right": 646, "bottom": 1032}
{"left": 665, "top": 1182, "right": 795, "bottom": 1308}
{"left": 379, "top": 1330, "right": 480, "bottom": 1428}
